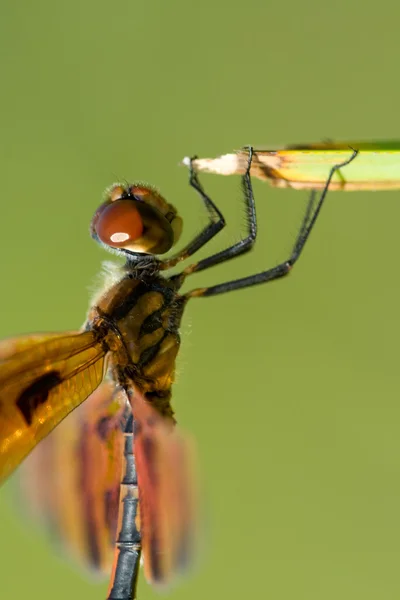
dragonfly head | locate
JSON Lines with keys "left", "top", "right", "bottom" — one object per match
{"left": 91, "top": 184, "right": 183, "bottom": 256}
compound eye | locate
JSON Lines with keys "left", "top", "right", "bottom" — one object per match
{"left": 95, "top": 200, "right": 144, "bottom": 249}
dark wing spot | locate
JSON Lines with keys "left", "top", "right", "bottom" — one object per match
{"left": 17, "top": 371, "right": 62, "bottom": 426}
{"left": 141, "top": 435, "right": 157, "bottom": 485}
{"left": 104, "top": 489, "right": 120, "bottom": 545}
{"left": 149, "top": 530, "right": 164, "bottom": 583}
{"left": 96, "top": 416, "right": 112, "bottom": 441}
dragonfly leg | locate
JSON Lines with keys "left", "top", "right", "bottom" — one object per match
{"left": 179, "top": 146, "right": 257, "bottom": 276}
{"left": 184, "top": 149, "right": 358, "bottom": 298}
{"left": 160, "top": 158, "right": 226, "bottom": 270}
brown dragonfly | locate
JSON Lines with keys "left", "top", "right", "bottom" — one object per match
{"left": 0, "top": 147, "right": 357, "bottom": 599}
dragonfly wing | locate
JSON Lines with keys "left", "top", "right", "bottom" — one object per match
{"left": 129, "top": 388, "right": 198, "bottom": 587}
{"left": 0, "top": 330, "right": 107, "bottom": 483}
{"left": 22, "top": 379, "right": 127, "bottom": 574}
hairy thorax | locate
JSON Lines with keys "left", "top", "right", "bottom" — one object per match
{"left": 86, "top": 267, "right": 186, "bottom": 417}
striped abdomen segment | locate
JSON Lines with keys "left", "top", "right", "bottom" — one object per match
{"left": 107, "top": 413, "right": 141, "bottom": 600}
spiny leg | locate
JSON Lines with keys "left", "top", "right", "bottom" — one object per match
{"left": 184, "top": 149, "right": 358, "bottom": 298}
{"left": 160, "top": 158, "right": 226, "bottom": 270}
{"left": 294, "top": 190, "right": 317, "bottom": 245}
{"left": 181, "top": 146, "right": 257, "bottom": 276}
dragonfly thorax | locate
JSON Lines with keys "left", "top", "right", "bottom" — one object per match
{"left": 87, "top": 271, "right": 186, "bottom": 419}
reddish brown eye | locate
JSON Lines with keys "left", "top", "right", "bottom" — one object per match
{"left": 95, "top": 200, "right": 144, "bottom": 248}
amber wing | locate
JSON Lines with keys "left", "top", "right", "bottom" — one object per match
{"left": 0, "top": 331, "right": 107, "bottom": 483}
{"left": 21, "top": 380, "right": 126, "bottom": 574}
{"left": 129, "top": 389, "right": 198, "bottom": 587}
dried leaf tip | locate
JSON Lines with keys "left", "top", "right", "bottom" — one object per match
{"left": 181, "top": 153, "right": 244, "bottom": 176}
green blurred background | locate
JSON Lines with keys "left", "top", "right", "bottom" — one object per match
{"left": 1, "top": 1, "right": 400, "bottom": 599}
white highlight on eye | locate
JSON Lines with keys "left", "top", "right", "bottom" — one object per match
{"left": 110, "top": 232, "right": 130, "bottom": 243}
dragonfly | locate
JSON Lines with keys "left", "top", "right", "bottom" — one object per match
{"left": 0, "top": 146, "right": 357, "bottom": 599}
{"left": 188, "top": 140, "right": 400, "bottom": 191}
